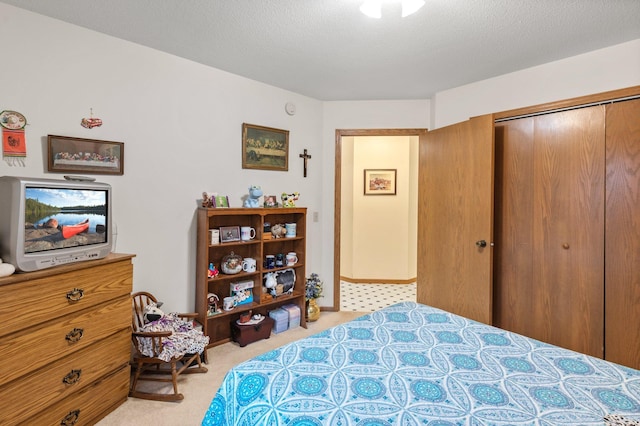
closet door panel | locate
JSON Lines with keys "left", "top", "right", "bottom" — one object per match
{"left": 493, "top": 119, "right": 535, "bottom": 332}
{"left": 532, "top": 107, "right": 605, "bottom": 358}
{"left": 605, "top": 98, "right": 640, "bottom": 370}
{"left": 494, "top": 106, "right": 605, "bottom": 358}
{"left": 418, "top": 115, "right": 494, "bottom": 324}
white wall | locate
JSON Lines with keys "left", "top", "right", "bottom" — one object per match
{"left": 432, "top": 39, "right": 640, "bottom": 128}
{"left": 0, "top": 4, "right": 323, "bottom": 312}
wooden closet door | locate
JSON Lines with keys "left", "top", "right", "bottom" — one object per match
{"left": 417, "top": 115, "right": 494, "bottom": 324}
{"left": 493, "top": 118, "right": 534, "bottom": 332}
{"left": 605, "top": 98, "right": 640, "bottom": 370}
{"left": 494, "top": 106, "right": 605, "bottom": 358}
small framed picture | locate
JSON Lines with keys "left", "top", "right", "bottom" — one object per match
{"left": 263, "top": 194, "right": 279, "bottom": 208}
{"left": 219, "top": 226, "right": 240, "bottom": 243}
{"left": 364, "top": 169, "right": 397, "bottom": 195}
{"left": 215, "top": 195, "right": 230, "bottom": 208}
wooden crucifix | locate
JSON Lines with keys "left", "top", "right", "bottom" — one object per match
{"left": 299, "top": 149, "right": 312, "bottom": 177}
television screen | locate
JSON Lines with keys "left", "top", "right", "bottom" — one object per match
{"left": 24, "top": 186, "right": 108, "bottom": 254}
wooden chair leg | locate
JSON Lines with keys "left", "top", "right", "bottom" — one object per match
{"left": 129, "top": 360, "right": 144, "bottom": 394}
{"left": 171, "top": 360, "right": 179, "bottom": 396}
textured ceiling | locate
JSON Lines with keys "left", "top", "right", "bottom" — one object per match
{"left": 2, "top": 0, "right": 640, "bottom": 101}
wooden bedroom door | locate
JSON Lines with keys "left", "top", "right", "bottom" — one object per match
{"left": 493, "top": 106, "right": 605, "bottom": 358}
{"left": 417, "top": 114, "right": 495, "bottom": 325}
{"left": 605, "top": 98, "right": 640, "bottom": 369}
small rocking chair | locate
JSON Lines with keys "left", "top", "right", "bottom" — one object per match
{"left": 130, "top": 291, "right": 208, "bottom": 402}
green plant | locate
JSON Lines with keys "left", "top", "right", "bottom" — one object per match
{"left": 305, "top": 273, "right": 323, "bottom": 301}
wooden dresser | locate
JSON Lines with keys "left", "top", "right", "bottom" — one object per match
{"left": 0, "top": 253, "right": 134, "bottom": 426}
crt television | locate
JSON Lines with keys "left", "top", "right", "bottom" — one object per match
{"left": 0, "top": 176, "right": 112, "bottom": 272}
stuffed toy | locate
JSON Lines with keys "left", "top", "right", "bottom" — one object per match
{"left": 271, "top": 223, "right": 287, "bottom": 239}
{"left": 264, "top": 272, "right": 278, "bottom": 296}
{"left": 137, "top": 301, "right": 210, "bottom": 362}
{"left": 202, "top": 192, "right": 218, "bottom": 208}
{"left": 0, "top": 258, "right": 15, "bottom": 278}
{"left": 243, "top": 185, "right": 263, "bottom": 208}
{"left": 143, "top": 301, "right": 165, "bottom": 323}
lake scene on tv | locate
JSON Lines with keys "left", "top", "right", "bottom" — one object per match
{"left": 24, "top": 187, "right": 107, "bottom": 253}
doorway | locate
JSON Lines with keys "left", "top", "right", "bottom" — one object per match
{"left": 333, "top": 128, "right": 427, "bottom": 310}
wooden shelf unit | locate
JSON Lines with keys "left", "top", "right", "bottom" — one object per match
{"left": 196, "top": 207, "right": 307, "bottom": 347}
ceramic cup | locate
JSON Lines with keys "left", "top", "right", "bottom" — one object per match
{"left": 285, "top": 223, "right": 297, "bottom": 238}
{"left": 286, "top": 252, "right": 298, "bottom": 266}
{"left": 242, "top": 257, "right": 257, "bottom": 272}
{"left": 223, "top": 296, "right": 237, "bottom": 311}
{"left": 275, "top": 253, "right": 284, "bottom": 267}
{"left": 240, "top": 226, "right": 256, "bottom": 241}
{"left": 265, "top": 254, "right": 275, "bottom": 269}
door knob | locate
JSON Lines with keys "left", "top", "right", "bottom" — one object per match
{"left": 476, "top": 240, "right": 487, "bottom": 248}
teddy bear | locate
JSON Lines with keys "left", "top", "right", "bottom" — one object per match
{"left": 281, "top": 192, "right": 300, "bottom": 207}
{"left": 243, "top": 185, "right": 263, "bottom": 208}
{"left": 0, "top": 258, "right": 15, "bottom": 277}
{"left": 202, "top": 192, "right": 215, "bottom": 208}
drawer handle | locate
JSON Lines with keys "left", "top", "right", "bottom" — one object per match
{"left": 66, "top": 288, "right": 84, "bottom": 302}
{"left": 65, "top": 328, "right": 84, "bottom": 343}
{"left": 61, "top": 409, "right": 80, "bottom": 426}
{"left": 62, "top": 369, "right": 82, "bottom": 385}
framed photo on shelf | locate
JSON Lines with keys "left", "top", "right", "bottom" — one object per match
{"left": 242, "top": 123, "right": 289, "bottom": 171}
{"left": 219, "top": 226, "right": 240, "bottom": 243}
{"left": 263, "top": 194, "right": 279, "bottom": 207}
{"left": 215, "top": 195, "right": 230, "bottom": 208}
{"left": 364, "top": 169, "right": 397, "bottom": 195}
{"left": 47, "top": 134, "right": 124, "bottom": 175}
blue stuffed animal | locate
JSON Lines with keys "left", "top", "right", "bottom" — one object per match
{"left": 243, "top": 185, "right": 263, "bottom": 208}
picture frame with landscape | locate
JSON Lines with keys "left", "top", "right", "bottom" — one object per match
{"left": 364, "top": 169, "right": 397, "bottom": 195}
{"left": 242, "top": 123, "right": 289, "bottom": 171}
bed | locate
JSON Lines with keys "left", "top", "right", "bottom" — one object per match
{"left": 202, "top": 302, "right": 640, "bottom": 425}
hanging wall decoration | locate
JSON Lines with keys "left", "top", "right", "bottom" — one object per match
{"left": 81, "top": 108, "right": 103, "bottom": 129}
{"left": 0, "top": 110, "right": 27, "bottom": 166}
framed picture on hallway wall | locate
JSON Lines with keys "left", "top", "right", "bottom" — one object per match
{"left": 364, "top": 169, "right": 397, "bottom": 195}
{"left": 242, "top": 123, "right": 289, "bottom": 171}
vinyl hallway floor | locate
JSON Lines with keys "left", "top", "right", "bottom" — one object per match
{"left": 339, "top": 281, "right": 416, "bottom": 312}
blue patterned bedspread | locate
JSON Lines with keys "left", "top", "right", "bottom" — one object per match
{"left": 203, "top": 302, "right": 640, "bottom": 425}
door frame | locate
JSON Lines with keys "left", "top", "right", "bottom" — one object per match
{"left": 333, "top": 128, "right": 428, "bottom": 310}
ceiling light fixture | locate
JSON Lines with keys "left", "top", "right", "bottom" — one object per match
{"left": 360, "top": 0, "right": 425, "bottom": 18}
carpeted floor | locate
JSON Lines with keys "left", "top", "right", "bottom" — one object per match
{"left": 97, "top": 310, "right": 363, "bottom": 426}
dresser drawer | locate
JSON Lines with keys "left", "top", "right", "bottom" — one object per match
{"left": 0, "top": 296, "right": 131, "bottom": 384}
{"left": 0, "top": 329, "right": 130, "bottom": 426}
{"left": 23, "top": 365, "right": 130, "bottom": 426}
{"left": 0, "top": 260, "right": 132, "bottom": 338}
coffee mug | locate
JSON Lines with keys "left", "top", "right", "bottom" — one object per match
{"left": 265, "top": 254, "right": 275, "bottom": 269}
{"left": 241, "top": 226, "right": 256, "bottom": 241}
{"left": 275, "top": 253, "right": 284, "bottom": 267}
{"left": 242, "top": 257, "right": 257, "bottom": 272}
{"left": 286, "top": 252, "right": 298, "bottom": 266}
{"left": 223, "top": 296, "right": 237, "bottom": 311}
{"left": 285, "top": 223, "right": 296, "bottom": 237}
